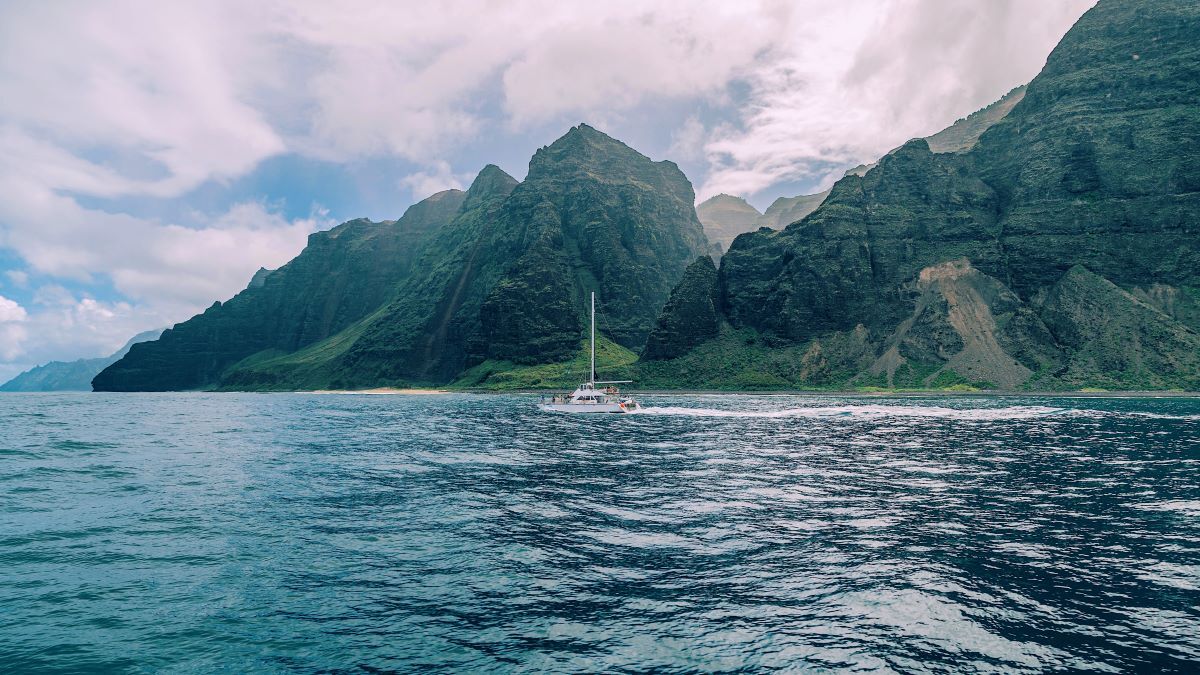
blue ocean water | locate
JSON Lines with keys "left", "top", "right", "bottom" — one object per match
{"left": 1, "top": 393, "right": 1198, "bottom": 673}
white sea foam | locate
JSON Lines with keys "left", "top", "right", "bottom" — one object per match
{"left": 1134, "top": 500, "right": 1200, "bottom": 517}
{"left": 631, "top": 404, "right": 1065, "bottom": 420}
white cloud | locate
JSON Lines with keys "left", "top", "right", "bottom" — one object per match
{"left": 668, "top": 115, "right": 707, "bottom": 164}
{"left": 499, "top": 2, "right": 783, "bottom": 128}
{"left": 0, "top": 295, "right": 26, "bottom": 323}
{"left": 0, "top": 180, "right": 327, "bottom": 368}
{"left": 4, "top": 270, "right": 28, "bottom": 288}
{"left": 0, "top": 289, "right": 145, "bottom": 374}
{"left": 697, "top": 0, "right": 1097, "bottom": 199}
{"left": 0, "top": 294, "right": 28, "bottom": 361}
{"left": 0, "top": 2, "right": 285, "bottom": 199}
{"left": 0, "top": 172, "right": 327, "bottom": 308}
{"left": 0, "top": 0, "right": 1096, "bottom": 202}
{"left": 398, "top": 161, "right": 473, "bottom": 201}
{"left": 0, "top": 0, "right": 1097, "bottom": 367}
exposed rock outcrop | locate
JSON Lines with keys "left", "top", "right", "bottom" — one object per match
{"left": 642, "top": 256, "right": 721, "bottom": 360}
{"left": 218, "top": 125, "right": 710, "bottom": 389}
{"left": 649, "top": 0, "right": 1200, "bottom": 390}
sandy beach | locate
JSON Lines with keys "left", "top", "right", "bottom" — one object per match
{"left": 308, "top": 388, "right": 449, "bottom": 395}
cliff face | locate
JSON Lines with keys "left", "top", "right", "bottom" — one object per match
{"left": 696, "top": 195, "right": 762, "bottom": 251}
{"left": 218, "top": 125, "right": 709, "bottom": 389}
{"left": 642, "top": 256, "right": 720, "bottom": 361}
{"left": 650, "top": 0, "right": 1200, "bottom": 390}
{"left": 698, "top": 86, "right": 1028, "bottom": 244}
{"left": 93, "top": 190, "right": 464, "bottom": 391}
{"left": 337, "top": 125, "right": 707, "bottom": 385}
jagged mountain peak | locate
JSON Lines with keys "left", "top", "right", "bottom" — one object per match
{"left": 701, "top": 193, "right": 755, "bottom": 207}
{"left": 528, "top": 123, "right": 668, "bottom": 182}
{"left": 462, "top": 164, "right": 518, "bottom": 208}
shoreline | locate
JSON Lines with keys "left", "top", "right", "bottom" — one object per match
{"left": 308, "top": 388, "right": 450, "bottom": 395}
{"left": 293, "top": 388, "right": 1199, "bottom": 398}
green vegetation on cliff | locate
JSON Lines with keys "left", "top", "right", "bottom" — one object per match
{"left": 642, "top": 256, "right": 720, "bottom": 360}
{"left": 103, "top": 124, "right": 708, "bottom": 391}
{"left": 650, "top": 0, "right": 1200, "bottom": 392}
{"left": 93, "top": 190, "right": 464, "bottom": 391}
{"left": 454, "top": 336, "right": 637, "bottom": 391}
{"left": 96, "top": 0, "right": 1200, "bottom": 393}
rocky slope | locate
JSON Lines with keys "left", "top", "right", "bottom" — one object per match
{"left": 696, "top": 194, "right": 762, "bottom": 252}
{"left": 130, "top": 125, "right": 708, "bottom": 391}
{"left": 696, "top": 86, "right": 1027, "bottom": 248}
{"left": 1, "top": 330, "right": 161, "bottom": 392}
{"left": 248, "top": 126, "right": 706, "bottom": 389}
{"left": 642, "top": 256, "right": 720, "bottom": 360}
{"left": 646, "top": 0, "right": 1200, "bottom": 391}
{"left": 93, "top": 190, "right": 464, "bottom": 391}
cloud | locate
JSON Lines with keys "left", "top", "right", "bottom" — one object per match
{"left": 0, "top": 295, "right": 26, "bottom": 322}
{"left": 0, "top": 179, "right": 327, "bottom": 370}
{"left": 0, "top": 175, "right": 327, "bottom": 309}
{"left": 668, "top": 115, "right": 707, "bottom": 164}
{"left": 0, "top": 0, "right": 1097, "bottom": 366}
{"left": 697, "top": 0, "right": 1097, "bottom": 199}
{"left": 0, "top": 294, "right": 28, "bottom": 360}
{"left": 0, "top": 0, "right": 1096, "bottom": 202}
{"left": 398, "top": 161, "right": 473, "bottom": 201}
{"left": 499, "top": 2, "right": 784, "bottom": 127}
{"left": 0, "top": 2, "right": 285, "bottom": 199}
{"left": 4, "top": 270, "right": 27, "bottom": 288}
{"left": 0, "top": 289, "right": 144, "bottom": 381}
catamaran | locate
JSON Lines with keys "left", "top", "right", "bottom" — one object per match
{"left": 537, "top": 292, "right": 641, "bottom": 414}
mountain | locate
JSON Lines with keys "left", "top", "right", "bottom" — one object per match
{"left": 926, "top": 85, "right": 1026, "bottom": 153}
{"left": 643, "top": 0, "right": 1200, "bottom": 391}
{"left": 642, "top": 256, "right": 721, "bottom": 360}
{"left": 698, "top": 86, "right": 1029, "bottom": 245}
{"left": 696, "top": 194, "right": 762, "bottom": 251}
{"left": 93, "top": 189, "right": 465, "bottom": 391}
{"left": 759, "top": 191, "right": 830, "bottom": 230}
{"left": 1, "top": 330, "right": 161, "bottom": 392}
{"left": 223, "top": 125, "right": 709, "bottom": 390}
{"left": 100, "top": 124, "right": 709, "bottom": 391}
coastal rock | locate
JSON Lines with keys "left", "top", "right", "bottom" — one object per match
{"left": 866, "top": 260, "right": 1060, "bottom": 389}
{"left": 652, "top": 0, "right": 1200, "bottom": 390}
{"left": 642, "top": 256, "right": 720, "bottom": 360}
{"left": 1039, "top": 265, "right": 1200, "bottom": 390}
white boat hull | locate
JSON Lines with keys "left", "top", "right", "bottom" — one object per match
{"left": 538, "top": 402, "right": 637, "bottom": 414}
{"left": 537, "top": 292, "right": 641, "bottom": 415}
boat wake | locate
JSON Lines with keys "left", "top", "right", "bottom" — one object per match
{"left": 630, "top": 404, "right": 1066, "bottom": 420}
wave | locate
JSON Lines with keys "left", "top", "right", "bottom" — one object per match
{"left": 631, "top": 404, "right": 1066, "bottom": 420}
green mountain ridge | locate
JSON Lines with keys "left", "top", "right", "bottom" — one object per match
{"left": 98, "top": 125, "right": 709, "bottom": 391}
{"left": 2, "top": 330, "right": 162, "bottom": 392}
{"left": 94, "top": 0, "right": 1200, "bottom": 393}
{"left": 696, "top": 86, "right": 1029, "bottom": 251}
{"left": 646, "top": 0, "right": 1200, "bottom": 392}
{"left": 93, "top": 189, "right": 465, "bottom": 391}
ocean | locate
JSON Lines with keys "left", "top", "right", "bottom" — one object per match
{"left": 1, "top": 393, "right": 1198, "bottom": 672}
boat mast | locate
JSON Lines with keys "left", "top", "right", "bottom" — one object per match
{"left": 590, "top": 291, "right": 596, "bottom": 386}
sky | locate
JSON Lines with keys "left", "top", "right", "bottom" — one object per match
{"left": 0, "top": 0, "right": 1096, "bottom": 382}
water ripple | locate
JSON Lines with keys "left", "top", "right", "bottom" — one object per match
{"left": 0, "top": 392, "right": 1197, "bottom": 672}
